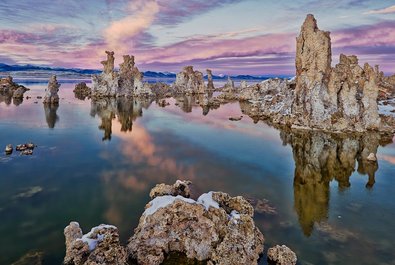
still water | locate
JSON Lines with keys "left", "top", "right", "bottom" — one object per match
{"left": 0, "top": 81, "right": 394, "bottom": 265}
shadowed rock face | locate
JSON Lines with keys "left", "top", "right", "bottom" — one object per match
{"left": 280, "top": 129, "right": 393, "bottom": 236}
{"left": 207, "top": 69, "right": 214, "bottom": 90}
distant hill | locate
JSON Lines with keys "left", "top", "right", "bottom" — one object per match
{"left": 0, "top": 63, "right": 283, "bottom": 80}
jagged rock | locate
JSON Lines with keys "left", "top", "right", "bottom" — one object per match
{"left": 207, "top": 69, "right": 215, "bottom": 90}
{"left": 222, "top": 76, "right": 235, "bottom": 93}
{"left": 174, "top": 66, "right": 206, "bottom": 94}
{"left": 101, "top": 51, "right": 115, "bottom": 74}
{"left": 73, "top": 82, "right": 91, "bottom": 99}
{"left": 0, "top": 76, "right": 29, "bottom": 100}
{"left": 128, "top": 181, "right": 264, "bottom": 265}
{"left": 149, "top": 180, "right": 192, "bottom": 198}
{"left": 43, "top": 75, "right": 60, "bottom": 104}
{"left": 64, "top": 222, "right": 127, "bottom": 265}
{"left": 5, "top": 144, "right": 13, "bottom": 155}
{"left": 240, "top": 80, "right": 248, "bottom": 90}
{"left": 267, "top": 245, "right": 297, "bottom": 265}
{"left": 92, "top": 51, "right": 119, "bottom": 97}
{"left": 150, "top": 82, "right": 172, "bottom": 99}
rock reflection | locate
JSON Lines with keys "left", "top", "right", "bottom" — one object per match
{"left": 281, "top": 130, "right": 393, "bottom": 236}
{"left": 174, "top": 91, "right": 217, "bottom": 116}
{"left": 0, "top": 92, "right": 23, "bottom": 106}
{"left": 44, "top": 104, "right": 59, "bottom": 128}
{"left": 90, "top": 97, "right": 152, "bottom": 141}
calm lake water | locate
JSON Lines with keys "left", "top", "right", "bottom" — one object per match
{"left": 0, "top": 80, "right": 394, "bottom": 265}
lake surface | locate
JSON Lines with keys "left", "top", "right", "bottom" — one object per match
{"left": 0, "top": 80, "right": 394, "bottom": 265}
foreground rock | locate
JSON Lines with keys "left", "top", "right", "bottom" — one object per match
{"left": 64, "top": 222, "right": 127, "bottom": 265}
{"left": 5, "top": 144, "right": 13, "bottom": 155}
{"left": 43, "top": 75, "right": 60, "bottom": 104}
{"left": 128, "top": 181, "right": 264, "bottom": 265}
{"left": 64, "top": 181, "right": 265, "bottom": 265}
{"left": 267, "top": 245, "right": 297, "bottom": 265}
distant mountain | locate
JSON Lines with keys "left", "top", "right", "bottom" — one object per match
{"left": 0, "top": 63, "right": 283, "bottom": 80}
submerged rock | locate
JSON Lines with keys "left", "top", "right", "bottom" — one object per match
{"left": 64, "top": 222, "right": 127, "bottom": 265}
{"left": 129, "top": 181, "right": 264, "bottom": 265}
{"left": 43, "top": 75, "right": 60, "bottom": 104}
{"left": 11, "top": 250, "right": 44, "bottom": 265}
{"left": 229, "top": 116, "right": 243, "bottom": 121}
{"left": 267, "top": 245, "right": 297, "bottom": 265}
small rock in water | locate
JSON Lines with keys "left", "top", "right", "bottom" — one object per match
{"left": 366, "top": 153, "right": 377, "bottom": 162}
{"left": 21, "top": 149, "right": 33, "bottom": 156}
{"left": 5, "top": 144, "right": 13, "bottom": 155}
{"left": 37, "top": 96, "right": 42, "bottom": 99}
{"left": 267, "top": 245, "right": 297, "bottom": 265}
{"left": 229, "top": 116, "right": 243, "bottom": 121}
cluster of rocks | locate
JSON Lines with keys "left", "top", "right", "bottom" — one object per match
{"left": 43, "top": 75, "right": 61, "bottom": 104}
{"left": 238, "top": 14, "right": 395, "bottom": 133}
{"left": 4, "top": 142, "right": 36, "bottom": 156}
{"left": 0, "top": 76, "right": 29, "bottom": 102}
{"left": 64, "top": 180, "right": 296, "bottom": 265}
{"left": 173, "top": 66, "right": 208, "bottom": 94}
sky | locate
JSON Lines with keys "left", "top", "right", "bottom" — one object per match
{"left": 0, "top": 0, "right": 394, "bottom": 75}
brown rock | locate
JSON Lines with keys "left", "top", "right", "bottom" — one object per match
{"left": 267, "top": 245, "right": 297, "bottom": 265}
{"left": 149, "top": 180, "right": 192, "bottom": 199}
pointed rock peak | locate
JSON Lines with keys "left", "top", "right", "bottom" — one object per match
{"left": 301, "top": 14, "right": 318, "bottom": 32}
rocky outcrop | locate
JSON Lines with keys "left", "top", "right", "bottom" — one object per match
{"left": 240, "top": 78, "right": 295, "bottom": 124}
{"left": 239, "top": 14, "right": 393, "bottom": 133}
{"left": 292, "top": 14, "right": 386, "bottom": 132}
{"left": 222, "top": 76, "right": 236, "bottom": 93}
{"left": 207, "top": 69, "right": 215, "bottom": 90}
{"left": 173, "top": 66, "right": 206, "bottom": 94}
{"left": 92, "top": 51, "right": 151, "bottom": 98}
{"left": 73, "top": 82, "right": 91, "bottom": 99}
{"left": 0, "top": 76, "right": 29, "bottom": 100}
{"left": 128, "top": 181, "right": 264, "bottom": 265}
{"left": 64, "top": 181, "right": 265, "bottom": 265}
{"left": 64, "top": 222, "right": 127, "bottom": 265}
{"left": 43, "top": 75, "right": 60, "bottom": 104}
{"left": 267, "top": 245, "right": 297, "bottom": 265}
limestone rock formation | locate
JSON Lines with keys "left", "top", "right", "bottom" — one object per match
{"left": 173, "top": 66, "right": 206, "bottom": 94}
{"left": 207, "top": 69, "right": 215, "bottom": 90}
{"left": 292, "top": 14, "right": 385, "bottom": 132}
{"left": 267, "top": 245, "right": 297, "bottom": 265}
{"left": 128, "top": 181, "right": 264, "bottom": 265}
{"left": 64, "top": 222, "right": 127, "bottom": 265}
{"left": 92, "top": 52, "right": 152, "bottom": 97}
{"left": 0, "top": 76, "right": 29, "bottom": 100}
{"left": 43, "top": 75, "right": 60, "bottom": 104}
{"left": 240, "top": 78, "right": 295, "bottom": 124}
{"left": 73, "top": 82, "right": 91, "bottom": 99}
{"left": 223, "top": 76, "right": 235, "bottom": 92}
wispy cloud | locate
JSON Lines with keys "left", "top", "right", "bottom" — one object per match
{"left": 364, "top": 5, "right": 395, "bottom": 15}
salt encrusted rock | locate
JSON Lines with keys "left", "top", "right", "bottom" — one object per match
{"left": 128, "top": 181, "right": 264, "bottom": 265}
{"left": 64, "top": 222, "right": 127, "bottom": 265}
{"left": 267, "top": 245, "right": 297, "bottom": 265}
{"left": 149, "top": 180, "right": 192, "bottom": 198}
{"left": 240, "top": 80, "right": 248, "bottom": 90}
{"left": 207, "top": 69, "right": 215, "bottom": 90}
{"left": 174, "top": 66, "right": 206, "bottom": 94}
{"left": 92, "top": 51, "right": 119, "bottom": 97}
{"left": 43, "top": 75, "right": 60, "bottom": 104}
{"left": 223, "top": 76, "right": 235, "bottom": 92}
{"left": 5, "top": 144, "right": 12, "bottom": 155}
{"left": 101, "top": 51, "right": 115, "bottom": 74}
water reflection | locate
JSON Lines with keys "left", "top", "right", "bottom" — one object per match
{"left": 90, "top": 97, "right": 152, "bottom": 141}
{"left": 44, "top": 104, "right": 59, "bottom": 128}
{"left": 281, "top": 130, "right": 393, "bottom": 236}
{"left": 174, "top": 91, "right": 217, "bottom": 116}
{"left": 0, "top": 91, "right": 23, "bottom": 106}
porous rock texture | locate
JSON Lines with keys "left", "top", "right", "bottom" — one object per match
{"left": 149, "top": 180, "right": 191, "bottom": 198}
{"left": 74, "top": 82, "right": 91, "bottom": 99}
{"left": 128, "top": 181, "right": 264, "bottom": 265}
{"left": 64, "top": 222, "right": 127, "bottom": 265}
{"left": 240, "top": 14, "right": 394, "bottom": 132}
{"left": 43, "top": 75, "right": 61, "bottom": 104}
{"left": 0, "top": 76, "right": 29, "bottom": 99}
{"left": 173, "top": 66, "right": 206, "bottom": 94}
{"left": 92, "top": 51, "right": 151, "bottom": 98}
{"left": 267, "top": 245, "right": 297, "bottom": 265}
